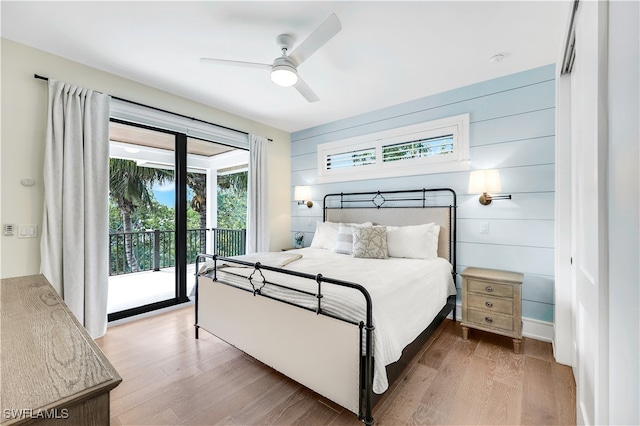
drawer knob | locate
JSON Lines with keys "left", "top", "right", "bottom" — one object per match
{"left": 486, "top": 286, "right": 494, "bottom": 292}
{"left": 485, "top": 316, "right": 493, "bottom": 323}
{"left": 485, "top": 301, "right": 493, "bottom": 308}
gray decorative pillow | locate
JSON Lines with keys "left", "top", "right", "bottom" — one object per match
{"left": 352, "top": 226, "right": 388, "bottom": 259}
{"left": 333, "top": 223, "right": 356, "bottom": 255}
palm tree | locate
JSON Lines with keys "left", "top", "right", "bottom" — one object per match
{"left": 109, "top": 158, "right": 172, "bottom": 272}
{"left": 187, "top": 171, "right": 207, "bottom": 253}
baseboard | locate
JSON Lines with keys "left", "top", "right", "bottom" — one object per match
{"left": 107, "top": 299, "right": 194, "bottom": 328}
{"left": 522, "top": 317, "right": 554, "bottom": 343}
{"left": 448, "top": 302, "right": 554, "bottom": 343}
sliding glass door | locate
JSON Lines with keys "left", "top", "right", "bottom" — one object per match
{"left": 107, "top": 121, "right": 182, "bottom": 320}
{"left": 107, "top": 120, "right": 248, "bottom": 321}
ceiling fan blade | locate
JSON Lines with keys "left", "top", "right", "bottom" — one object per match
{"left": 200, "top": 58, "right": 271, "bottom": 70}
{"left": 294, "top": 76, "right": 320, "bottom": 103}
{"left": 288, "top": 14, "right": 341, "bottom": 66}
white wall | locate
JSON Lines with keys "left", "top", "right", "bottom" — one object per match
{"left": 290, "top": 65, "right": 556, "bottom": 335}
{"left": 607, "top": 1, "right": 639, "bottom": 423}
{"left": 0, "top": 39, "right": 291, "bottom": 283}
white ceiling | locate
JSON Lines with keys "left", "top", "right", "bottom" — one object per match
{"left": 1, "top": 1, "right": 569, "bottom": 133}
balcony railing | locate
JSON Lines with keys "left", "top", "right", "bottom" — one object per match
{"left": 109, "top": 228, "right": 246, "bottom": 276}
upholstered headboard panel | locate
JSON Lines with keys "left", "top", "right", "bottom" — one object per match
{"left": 322, "top": 189, "right": 457, "bottom": 265}
{"left": 325, "top": 207, "right": 451, "bottom": 260}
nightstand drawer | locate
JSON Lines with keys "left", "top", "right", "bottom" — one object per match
{"left": 467, "top": 294, "right": 513, "bottom": 315}
{"left": 467, "top": 279, "right": 513, "bottom": 298}
{"left": 467, "top": 309, "right": 514, "bottom": 332}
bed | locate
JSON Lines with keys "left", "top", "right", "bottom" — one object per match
{"left": 194, "top": 188, "right": 457, "bottom": 425}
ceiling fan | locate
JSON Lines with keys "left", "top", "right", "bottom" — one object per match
{"left": 200, "top": 14, "right": 341, "bottom": 103}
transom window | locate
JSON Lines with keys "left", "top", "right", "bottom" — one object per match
{"left": 326, "top": 147, "right": 377, "bottom": 170}
{"left": 317, "top": 114, "right": 470, "bottom": 183}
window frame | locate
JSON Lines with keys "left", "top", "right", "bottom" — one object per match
{"left": 317, "top": 114, "right": 470, "bottom": 183}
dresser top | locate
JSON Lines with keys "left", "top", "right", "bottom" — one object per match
{"left": 461, "top": 267, "right": 524, "bottom": 284}
{"left": 0, "top": 275, "right": 121, "bottom": 423}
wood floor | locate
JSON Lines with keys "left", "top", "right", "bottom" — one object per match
{"left": 96, "top": 306, "right": 576, "bottom": 425}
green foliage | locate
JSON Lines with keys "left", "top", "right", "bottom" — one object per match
{"left": 109, "top": 196, "right": 200, "bottom": 232}
{"left": 217, "top": 171, "right": 247, "bottom": 230}
{"left": 109, "top": 163, "right": 247, "bottom": 274}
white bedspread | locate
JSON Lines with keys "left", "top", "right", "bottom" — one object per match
{"left": 207, "top": 247, "right": 456, "bottom": 394}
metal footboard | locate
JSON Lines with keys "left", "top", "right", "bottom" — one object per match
{"left": 194, "top": 253, "right": 376, "bottom": 424}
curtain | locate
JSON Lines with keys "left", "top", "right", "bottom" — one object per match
{"left": 40, "top": 79, "right": 110, "bottom": 339}
{"left": 246, "top": 134, "right": 270, "bottom": 253}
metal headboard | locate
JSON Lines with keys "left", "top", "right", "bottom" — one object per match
{"left": 322, "top": 188, "right": 457, "bottom": 269}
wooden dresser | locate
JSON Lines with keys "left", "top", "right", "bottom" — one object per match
{"left": 1, "top": 275, "right": 121, "bottom": 425}
{"left": 460, "top": 267, "right": 524, "bottom": 353}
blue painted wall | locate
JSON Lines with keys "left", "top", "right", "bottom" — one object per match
{"left": 290, "top": 64, "right": 556, "bottom": 324}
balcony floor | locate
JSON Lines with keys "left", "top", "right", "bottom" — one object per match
{"left": 107, "top": 264, "right": 196, "bottom": 314}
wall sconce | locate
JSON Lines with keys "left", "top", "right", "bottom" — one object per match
{"left": 294, "top": 185, "right": 313, "bottom": 208}
{"left": 468, "top": 169, "right": 512, "bottom": 205}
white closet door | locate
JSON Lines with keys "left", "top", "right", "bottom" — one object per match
{"left": 570, "top": 1, "right": 609, "bottom": 424}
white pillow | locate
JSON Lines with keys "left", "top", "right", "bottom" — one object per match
{"left": 310, "top": 221, "right": 373, "bottom": 251}
{"left": 310, "top": 221, "right": 340, "bottom": 250}
{"left": 332, "top": 222, "right": 374, "bottom": 255}
{"left": 333, "top": 223, "right": 356, "bottom": 254}
{"left": 386, "top": 223, "right": 440, "bottom": 259}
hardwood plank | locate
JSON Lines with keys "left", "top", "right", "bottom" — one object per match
{"left": 376, "top": 364, "right": 438, "bottom": 425}
{"left": 110, "top": 347, "right": 241, "bottom": 415}
{"left": 477, "top": 381, "right": 522, "bottom": 425}
{"left": 177, "top": 371, "right": 291, "bottom": 425}
{"left": 416, "top": 320, "right": 458, "bottom": 370}
{"left": 171, "top": 356, "right": 274, "bottom": 422}
{"left": 523, "top": 336, "right": 554, "bottom": 362}
{"left": 552, "top": 362, "right": 577, "bottom": 425}
{"left": 98, "top": 308, "right": 576, "bottom": 425}
{"left": 326, "top": 409, "right": 364, "bottom": 426}
{"left": 521, "top": 356, "right": 558, "bottom": 424}
{"left": 253, "top": 387, "right": 341, "bottom": 426}
{"left": 475, "top": 331, "right": 525, "bottom": 388}
{"left": 447, "top": 355, "right": 497, "bottom": 425}
{"left": 117, "top": 353, "right": 266, "bottom": 424}
{"left": 419, "top": 337, "right": 479, "bottom": 414}
{"left": 406, "top": 402, "right": 448, "bottom": 425}
{"left": 228, "top": 376, "right": 303, "bottom": 425}
{"left": 126, "top": 408, "right": 180, "bottom": 426}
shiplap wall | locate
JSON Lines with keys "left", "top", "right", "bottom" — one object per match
{"left": 290, "top": 65, "right": 555, "bottom": 324}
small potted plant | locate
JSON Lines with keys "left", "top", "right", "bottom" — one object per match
{"left": 294, "top": 232, "right": 304, "bottom": 249}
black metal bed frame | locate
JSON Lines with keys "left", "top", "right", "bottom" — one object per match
{"left": 194, "top": 188, "right": 457, "bottom": 425}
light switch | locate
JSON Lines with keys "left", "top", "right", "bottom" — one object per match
{"left": 17, "top": 225, "right": 38, "bottom": 239}
{"left": 480, "top": 222, "right": 489, "bottom": 234}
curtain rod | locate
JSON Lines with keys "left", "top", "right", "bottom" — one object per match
{"left": 34, "top": 74, "right": 272, "bottom": 141}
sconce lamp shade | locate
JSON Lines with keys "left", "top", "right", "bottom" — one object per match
{"left": 468, "top": 169, "right": 502, "bottom": 194}
{"left": 468, "top": 169, "right": 510, "bottom": 205}
{"left": 294, "top": 185, "right": 312, "bottom": 201}
{"left": 294, "top": 185, "right": 313, "bottom": 208}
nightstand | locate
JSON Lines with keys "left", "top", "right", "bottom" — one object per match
{"left": 460, "top": 267, "right": 524, "bottom": 353}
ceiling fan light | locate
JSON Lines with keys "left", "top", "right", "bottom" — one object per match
{"left": 271, "top": 65, "right": 298, "bottom": 87}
